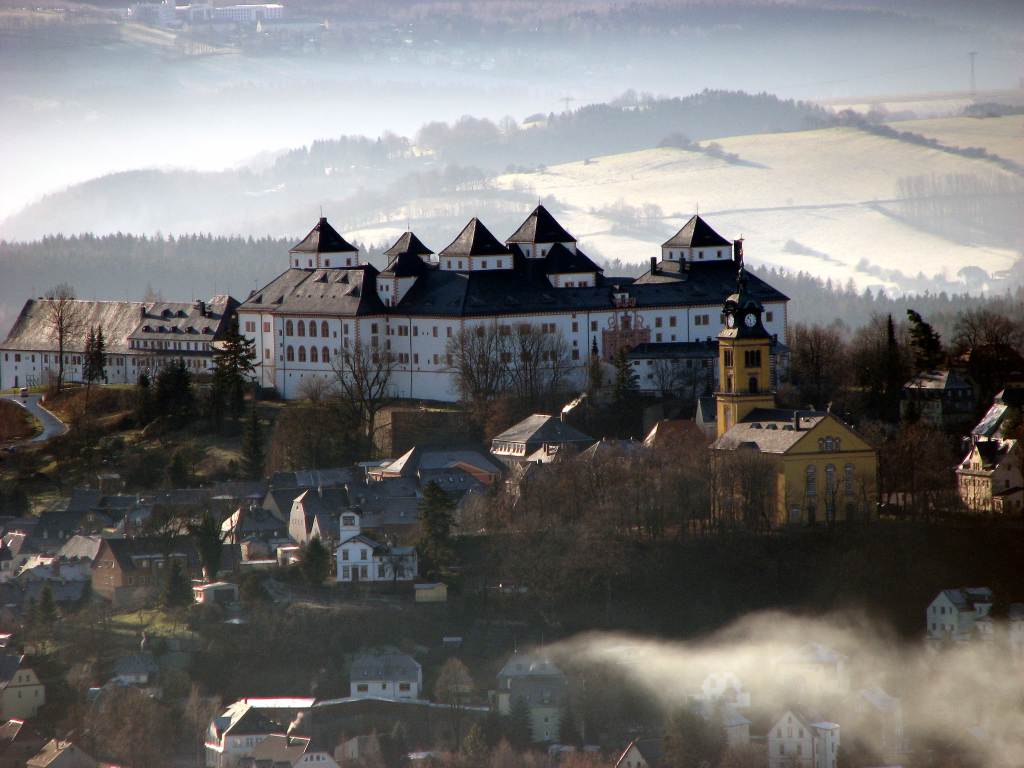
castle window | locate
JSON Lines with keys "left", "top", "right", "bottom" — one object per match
{"left": 324, "top": 259, "right": 330, "bottom": 267}
{"left": 297, "top": 321, "right": 306, "bottom": 337}
{"left": 298, "top": 346, "right": 306, "bottom": 362}
{"left": 322, "top": 321, "right": 329, "bottom": 337}
{"left": 744, "top": 350, "right": 761, "bottom": 367}
{"left": 323, "top": 347, "right": 330, "bottom": 363}
{"left": 766, "top": 312, "right": 774, "bottom": 322}
{"left": 286, "top": 321, "right": 294, "bottom": 336}
{"left": 655, "top": 317, "right": 662, "bottom": 328}
{"left": 482, "top": 260, "right": 487, "bottom": 269}
{"left": 310, "top": 347, "right": 318, "bottom": 363}
{"left": 309, "top": 322, "right": 317, "bottom": 338}
{"left": 670, "top": 316, "right": 677, "bottom": 327}
{"left": 286, "top": 346, "right": 294, "bottom": 362}
{"left": 497, "top": 260, "right": 503, "bottom": 268}
{"left": 806, "top": 466, "right": 816, "bottom": 496}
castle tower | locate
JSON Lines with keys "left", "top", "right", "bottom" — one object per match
{"left": 716, "top": 266, "right": 775, "bottom": 436}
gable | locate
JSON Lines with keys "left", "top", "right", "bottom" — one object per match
{"left": 785, "top": 414, "right": 875, "bottom": 456}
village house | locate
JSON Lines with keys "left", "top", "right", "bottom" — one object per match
{"left": 692, "top": 671, "right": 751, "bottom": 708}
{"left": 956, "top": 438, "right": 1023, "bottom": 514}
{"left": 693, "top": 700, "right": 750, "bottom": 747}
{"left": 0, "top": 656, "right": 45, "bottom": 721}
{"left": 0, "top": 296, "right": 237, "bottom": 390}
{"left": 900, "top": 370, "right": 974, "bottom": 431}
{"left": 25, "top": 740, "right": 97, "bottom": 768}
{"left": 711, "top": 270, "right": 878, "bottom": 524}
{"left": 854, "top": 687, "right": 905, "bottom": 754}
{"left": 926, "top": 588, "right": 994, "bottom": 646}
{"left": 110, "top": 651, "right": 161, "bottom": 698}
{"left": 91, "top": 537, "right": 201, "bottom": 606}
{"left": 234, "top": 209, "right": 789, "bottom": 401}
{"left": 335, "top": 513, "right": 417, "bottom": 584}
{"left": 239, "top": 734, "right": 341, "bottom": 768}
{"left": 0, "top": 719, "right": 48, "bottom": 768}
{"left": 206, "top": 701, "right": 283, "bottom": 768}
{"left": 349, "top": 652, "right": 422, "bottom": 700}
{"left": 767, "top": 707, "right": 840, "bottom": 768}
{"left": 614, "top": 739, "right": 662, "bottom": 768}
{"left": 494, "top": 652, "right": 569, "bottom": 743}
{"left": 772, "top": 642, "right": 851, "bottom": 697}
{"left": 491, "top": 414, "right": 594, "bottom": 465}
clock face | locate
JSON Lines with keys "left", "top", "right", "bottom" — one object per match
{"left": 726, "top": 314, "right": 735, "bottom": 328}
{"left": 744, "top": 313, "right": 757, "bottom": 328}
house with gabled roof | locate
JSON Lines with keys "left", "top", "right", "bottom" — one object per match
{"left": 0, "top": 718, "right": 48, "bottom": 768}
{"left": 956, "top": 438, "right": 1022, "bottom": 514}
{"left": 490, "top": 414, "right": 594, "bottom": 465}
{"left": 350, "top": 651, "right": 421, "bottom": 700}
{"left": 235, "top": 209, "right": 789, "bottom": 401}
{"left": 854, "top": 687, "right": 905, "bottom": 753}
{"left": 25, "top": 740, "right": 97, "bottom": 768}
{"left": 91, "top": 537, "right": 201, "bottom": 606}
{"left": 901, "top": 369, "right": 974, "bottom": 430}
{"left": 927, "top": 588, "right": 993, "bottom": 646}
{"left": 0, "top": 655, "right": 45, "bottom": 721}
{"left": 335, "top": 513, "right": 416, "bottom": 584}
{"left": 614, "top": 739, "right": 662, "bottom": 768}
{"left": 495, "top": 651, "right": 569, "bottom": 743}
{"left": 206, "top": 701, "right": 284, "bottom": 768}
{"left": 772, "top": 642, "right": 850, "bottom": 696}
{"left": 767, "top": 706, "right": 840, "bottom": 768}
{"left": 239, "top": 734, "right": 341, "bottom": 768}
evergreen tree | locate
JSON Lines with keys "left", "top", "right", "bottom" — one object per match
{"left": 134, "top": 373, "right": 156, "bottom": 427}
{"left": 210, "top": 315, "right": 257, "bottom": 424}
{"left": 907, "top": 309, "right": 944, "bottom": 372}
{"left": 611, "top": 346, "right": 642, "bottom": 437}
{"left": 299, "top": 537, "right": 332, "bottom": 586}
{"left": 557, "top": 700, "right": 582, "bottom": 745}
{"left": 240, "top": 404, "right": 266, "bottom": 481}
{"left": 507, "top": 696, "right": 533, "bottom": 749}
{"left": 239, "top": 573, "right": 272, "bottom": 606}
{"left": 37, "top": 582, "right": 57, "bottom": 626}
{"left": 457, "top": 723, "right": 489, "bottom": 768}
{"left": 83, "top": 326, "right": 107, "bottom": 386}
{"left": 164, "top": 560, "right": 193, "bottom": 607}
{"left": 168, "top": 450, "right": 190, "bottom": 488}
{"left": 416, "top": 480, "right": 457, "bottom": 578}
{"left": 660, "top": 707, "right": 726, "bottom": 768}
{"left": 154, "top": 359, "right": 195, "bottom": 428}
{"left": 187, "top": 512, "right": 224, "bottom": 581}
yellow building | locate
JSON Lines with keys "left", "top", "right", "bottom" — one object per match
{"left": 712, "top": 267, "right": 877, "bottom": 524}
{"left": 0, "top": 655, "right": 45, "bottom": 721}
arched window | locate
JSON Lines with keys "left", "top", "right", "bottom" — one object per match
{"left": 309, "top": 346, "right": 318, "bottom": 363}
{"left": 825, "top": 437, "right": 833, "bottom": 451}
{"left": 308, "top": 322, "right": 317, "bottom": 338}
{"left": 825, "top": 465, "right": 835, "bottom": 494}
{"left": 298, "top": 346, "right": 306, "bottom": 362}
{"left": 285, "top": 320, "right": 293, "bottom": 337}
{"left": 806, "top": 466, "right": 816, "bottom": 496}
{"left": 835, "top": 437, "right": 841, "bottom": 451}
{"left": 297, "top": 321, "right": 306, "bottom": 337}
{"left": 818, "top": 438, "right": 824, "bottom": 452}
{"left": 845, "top": 464, "right": 855, "bottom": 494}
{"left": 286, "top": 346, "right": 294, "bottom": 362}
{"left": 321, "top": 321, "right": 329, "bottom": 338}
{"left": 322, "top": 347, "right": 330, "bottom": 364}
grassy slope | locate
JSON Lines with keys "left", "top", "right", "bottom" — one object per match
{"left": 888, "top": 114, "right": 1024, "bottom": 165}
{"left": 467, "top": 125, "right": 1020, "bottom": 294}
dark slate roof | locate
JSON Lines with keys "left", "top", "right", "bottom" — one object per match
{"left": 439, "top": 218, "right": 511, "bottom": 257}
{"left": 384, "top": 231, "right": 434, "bottom": 258}
{"left": 626, "top": 740, "right": 663, "bottom": 768}
{"left": 904, "top": 370, "right": 972, "bottom": 391}
{"left": 996, "top": 387, "right": 1024, "bottom": 409}
{"left": 129, "top": 296, "right": 237, "bottom": 345}
{"left": 972, "top": 404, "right": 1008, "bottom": 438}
{"left": 662, "top": 215, "right": 732, "bottom": 248}
{"left": 379, "top": 252, "right": 429, "bottom": 279}
{"left": 382, "top": 445, "right": 504, "bottom": 477}
{"left": 492, "top": 414, "right": 593, "bottom": 447}
{"left": 112, "top": 651, "right": 160, "bottom": 677}
{"left": 542, "top": 243, "right": 602, "bottom": 275}
{"left": 237, "top": 266, "right": 384, "bottom": 317}
{"left": 631, "top": 259, "right": 788, "bottom": 304}
{"left": 712, "top": 408, "right": 829, "bottom": 453}
{"left": 506, "top": 205, "right": 577, "bottom": 245}
{"left": 102, "top": 537, "right": 201, "bottom": 572}
{"left": 351, "top": 652, "right": 420, "bottom": 683}
{"left": 0, "top": 655, "right": 24, "bottom": 688}
{"left": 290, "top": 217, "right": 357, "bottom": 254}
{"left": 270, "top": 467, "right": 364, "bottom": 489}
{"left": 1, "top": 299, "right": 145, "bottom": 355}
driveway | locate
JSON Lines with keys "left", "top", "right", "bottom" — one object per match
{"left": 0, "top": 393, "right": 68, "bottom": 443}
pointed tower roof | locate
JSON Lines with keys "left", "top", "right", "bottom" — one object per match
{"left": 290, "top": 217, "right": 358, "bottom": 254}
{"left": 379, "top": 252, "right": 429, "bottom": 279}
{"left": 506, "top": 205, "right": 576, "bottom": 244}
{"left": 439, "top": 218, "right": 511, "bottom": 257}
{"left": 384, "top": 231, "right": 434, "bottom": 258}
{"left": 662, "top": 215, "right": 731, "bottom": 248}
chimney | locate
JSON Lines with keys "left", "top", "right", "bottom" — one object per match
{"left": 196, "top": 300, "right": 206, "bottom": 317}
{"left": 733, "top": 239, "right": 744, "bottom": 265}
{"left": 650, "top": 257, "right": 657, "bottom": 275}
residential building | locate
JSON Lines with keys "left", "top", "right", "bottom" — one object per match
{"left": 206, "top": 701, "right": 283, "bottom": 768}
{"left": 0, "top": 296, "right": 237, "bottom": 390}
{"left": 693, "top": 671, "right": 751, "bottom": 708}
{"left": 614, "top": 739, "right": 662, "bottom": 768}
{"left": 900, "top": 370, "right": 974, "bottom": 430}
{"left": 26, "top": 740, "right": 97, "bottom": 768}
{"left": 235, "top": 210, "right": 789, "bottom": 401}
{"left": 854, "top": 687, "right": 905, "bottom": 753}
{"left": 495, "top": 652, "right": 569, "bottom": 743}
{"left": 926, "top": 588, "right": 994, "bottom": 645}
{"left": 91, "top": 537, "right": 201, "bottom": 606}
{"left": 193, "top": 581, "right": 240, "bottom": 605}
{"left": 349, "top": 652, "right": 422, "bottom": 700}
{"left": 711, "top": 269, "right": 877, "bottom": 524}
{"left": 772, "top": 643, "right": 850, "bottom": 696}
{"left": 335, "top": 513, "right": 417, "bottom": 583}
{"left": 0, "top": 719, "right": 48, "bottom": 768}
{"left": 970, "top": 386, "right": 1024, "bottom": 441}
{"left": 0, "top": 656, "right": 45, "bottom": 721}
{"left": 956, "top": 438, "right": 1023, "bottom": 513}
{"left": 239, "top": 734, "right": 340, "bottom": 768}
{"left": 767, "top": 708, "right": 840, "bottom": 768}
{"left": 491, "top": 414, "right": 594, "bottom": 465}
{"left": 693, "top": 700, "right": 750, "bottom": 747}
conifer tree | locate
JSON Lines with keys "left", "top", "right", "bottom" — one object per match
{"left": 416, "top": 480, "right": 456, "bottom": 578}
{"left": 507, "top": 696, "right": 533, "bottom": 748}
{"left": 240, "top": 404, "right": 265, "bottom": 481}
{"left": 612, "top": 346, "right": 642, "bottom": 437}
{"left": 457, "top": 723, "right": 489, "bottom": 768}
{"left": 210, "top": 316, "right": 256, "bottom": 424}
{"left": 134, "top": 373, "right": 156, "bottom": 427}
{"left": 187, "top": 512, "right": 224, "bottom": 581}
{"left": 154, "top": 359, "right": 195, "bottom": 428}
{"left": 907, "top": 309, "right": 944, "bottom": 372}
{"left": 83, "top": 327, "right": 108, "bottom": 413}
{"left": 164, "top": 560, "right": 193, "bottom": 607}
{"left": 299, "top": 538, "right": 332, "bottom": 586}
{"left": 37, "top": 582, "right": 57, "bottom": 626}
{"left": 168, "top": 450, "right": 190, "bottom": 488}
{"left": 557, "top": 700, "right": 582, "bottom": 745}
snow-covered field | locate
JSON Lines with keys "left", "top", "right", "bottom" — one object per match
{"left": 888, "top": 115, "right": 1024, "bottom": 165}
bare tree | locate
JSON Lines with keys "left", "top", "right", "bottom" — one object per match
{"left": 435, "top": 657, "right": 474, "bottom": 749}
{"left": 445, "top": 322, "right": 508, "bottom": 403}
{"left": 42, "top": 283, "right": 84, "bottom": 392}
{"left": 790, "top": 323, "right": 848, "bottom": 409}
{"left": 650, "top": 358, "right": 681, "bottom": 398}
{"left": 331, "top": 340, "right": 398, "bottom": 451}
{"left": 503, "top": 323, "right": 574, "bottom": 401}
{"left": 952, "top": 308, "right": 1024, "bottom": 355}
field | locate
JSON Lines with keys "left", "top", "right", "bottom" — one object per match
{"left": 888, "top": 114, "right": 1024, "bottom": 165}
{"left": 470, "top": 124, "right": 1021, "bottom": 295}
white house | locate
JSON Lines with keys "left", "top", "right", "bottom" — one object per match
{"left": 205, "top": 701, "right": 282, "bottom": 768}
{"left": 349, "top": 652, "right": 422, "bottom": 700}
{"left": 926, "top": 588, "right": 994, "bottom": 645}
{"left": 772, "top": 642, "right": 850, "bottom": 697}
{"left": 694, "top": 671, "right": 751, "bottom": 708}
{"left": 234, "top": 209, "right": 789, "bottom": 402}
{"left": 335, "top": 512, "right": 417, "bottom": 583}
{"left": 614, "top": 739, "right": 662, "bottom": 768}
{"left": 240, "top": 734, "right": 340, "bottom": 768}
{"left": 767, "top": 708, "right": 840, "bottom": 768}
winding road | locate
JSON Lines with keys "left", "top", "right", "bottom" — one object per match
{"left": 0, "top": 393, "right": 68, "bottom": 444}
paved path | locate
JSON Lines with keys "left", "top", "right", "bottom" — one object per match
{"left": 0, "top": 393, "right": 68, "bottom": 443}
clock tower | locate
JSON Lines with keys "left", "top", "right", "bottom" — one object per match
{"left": 716, "top": 266, "right": 775, "bottom": 436}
